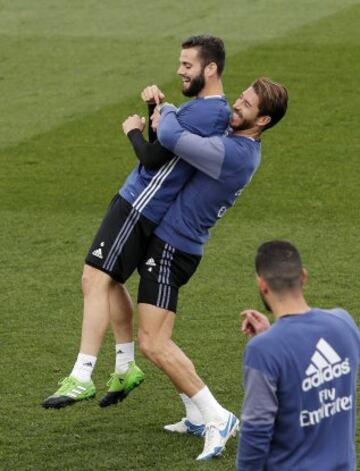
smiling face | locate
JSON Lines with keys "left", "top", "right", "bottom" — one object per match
{"left": 177, "top": 47, "right": 206, "bottom": 97}
{"left": 230, "top": 87, "right": 262, "bottom": 131}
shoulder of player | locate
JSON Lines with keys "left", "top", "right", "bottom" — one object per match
{"left": 321, "top": 307, "right": 359, "bottom": 333}
{"left": 246, "top": 326, "right": 279, "bottom": 354}
{"left": 176, "top": 97, "right": 230, "bottom": 136}
{"left": 224, "top": 133, "right": 260, "bottom": 145}
{"left": 244, "top": 328, "right": 283, "bottom": 375}
{"left": 221, "top": 135, "right": 261, "bottom": 166}
{"left": 178, "top": 96, "right": 228, "bottom": 112}
{"left": 322, "top": 306, "right": 350, "bottom": 317}
{"left": 312, "top": 306, "right": 351, "bottom": 322}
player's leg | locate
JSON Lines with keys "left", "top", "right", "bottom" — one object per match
{"left": 79, "top": 264, "right": 113, "bottom": 356}
{"left": 138, "top": 303, "right": 238, "bottom": 459}
{"left": 138, "top": 302, "right": 231, "bottom": 407}
{"left": 137, "top": 236, "right": 239, "bottom": 458}
{"left": 41, "top": 265, "right": 113, "bottom": 409}
{"left": 42, "top": 194, "right": 147, "bottom": 409}
{"left": 138, "top": 303, "right": 203, "bottom": 393}
{"left": 138, "top": 302, "right": 206, "bottom": 435}
{"left": 110, "top": 282, "right": 133, "bottom": 358}
{"left": 96, "top": 200, "right": 156, "bottom": 407}
{"left": 164, "top": 392, "right": 206, "bottom": 437}
{"left": 99, "top": 283, "right": 144, "bottom": 407}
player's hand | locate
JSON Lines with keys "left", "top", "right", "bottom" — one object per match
{"left": 122, "top": 114, "right": 146, "bottom": 135}
{"left": 150, "top": 106, "right": 161, "bottom": 132}
{"left": 141, "top": 85, "right": 165, "bottom": 105}
{"left": 240, "top": 309, "right": 271, "bottom": 337}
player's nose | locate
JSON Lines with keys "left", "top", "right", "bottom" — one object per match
{"left": 233, "top": 98, "right": 241, "bottom": 108}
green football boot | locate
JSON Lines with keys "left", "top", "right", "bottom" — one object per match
{"left": 42, "top": 376, "right": 96, "bottom": 409}
{"left": 99, "top": 361, "right": 144, "bottom": 407}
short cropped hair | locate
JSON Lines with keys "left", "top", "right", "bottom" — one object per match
{"left": 182, "top": 34, "right": 225, "bottom": 76}
{"left": 252, "top": 77, "right": 288, "bottom": 131}
{"left": 255, "top": 241, "right": 303, "bottom": 293}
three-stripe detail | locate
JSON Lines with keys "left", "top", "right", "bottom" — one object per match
{"left": 133, "top": 157, "right": 179, "bottom": 212}
{"left": 67, "top": 385, "right": 87, "bottom": 399}
{"left": 156, "top": 243, "right": 175, "bottom": 309}
{"left": 104, "top": 208, "right": 141, "bottom": 271}
{"left": 104, "top": 157, "right": 179, "bottom": 271}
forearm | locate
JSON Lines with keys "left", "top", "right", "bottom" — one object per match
{"left": 127, "top": 129, "right": 174, "bottom": 170}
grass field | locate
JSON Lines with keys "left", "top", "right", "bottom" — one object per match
{"left": 1, "top": 1, "right": 360, "bottom": 470}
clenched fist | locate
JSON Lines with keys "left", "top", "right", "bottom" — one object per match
{"left": 122, "top": 114, "right": 146, "bottom": 135}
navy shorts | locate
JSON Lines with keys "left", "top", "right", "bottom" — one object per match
{"left": 137, "top": 236, "right": 201, "bottom": 313}
{"left": 85, "top": 194, "right": 156, "bottom": 283}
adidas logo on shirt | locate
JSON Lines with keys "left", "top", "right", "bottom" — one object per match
{"left": 302, "top": 338, "right": 350, "bottom": 392}
{"left": 92, "top": 248, "right": 103, "bottom": 259}
{"left": 145, "top": 257, "right": 156, "bottom": 267}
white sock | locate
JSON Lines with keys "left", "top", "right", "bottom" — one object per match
{"left": 179, "top": 393, "right": 204, "bottom": 424}
{"left": 70, "top": 353, "right": 97, "bottom": 383}
{"left": 115, "top": 342, "right": 134, "bottom": 374}
{"left": 191, "top": 386, "right": 228, "bottom": 424}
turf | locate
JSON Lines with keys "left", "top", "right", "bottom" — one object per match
{"left": 1, "top": 1, "right": 359, "bottom": 470}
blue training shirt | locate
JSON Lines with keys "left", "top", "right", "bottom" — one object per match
{"left": 155, "top": 104, "right": 261, "bottom": 255}
{"left": 237, "top": 308, "right": 360, "bottom": 471}
{"left": 119, "top": 96, "right": 230, "bottom": 224}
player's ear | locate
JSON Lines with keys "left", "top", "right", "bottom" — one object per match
{"left": 256, "top": 275, "right": 268, "bottom": 294}
{"left": 205, "top": 62, "right": 218, "bottom": 78}
{"left": 256, "top": 115, "right": 271, "bottom": 128}
{"left": 302, "top": 268, "right": 308, "bottom": 285}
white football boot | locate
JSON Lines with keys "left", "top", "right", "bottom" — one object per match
{"left": 196, "top": 412, "right": 239, "bottom": 460}
{"left": 164, "top": 418, "right": 205, "bottom": 437}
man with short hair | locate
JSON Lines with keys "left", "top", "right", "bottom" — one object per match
{"left": 125, "top": 78, "right": 288, "bottom": 460}
{"left": 42, "top": 34, "right": 231, "bottom": 409}
{"left": 237, "top": 241, "right": 360, "bottom": 470}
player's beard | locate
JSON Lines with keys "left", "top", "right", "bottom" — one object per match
{"left": 182, "top": 69, "right": 206, "bottom": 97}
{"left": 231, "top": 117, "right": 253, "bottom": 132}
{"left": 259, "top": 291, "right": 273, "bottom": 313}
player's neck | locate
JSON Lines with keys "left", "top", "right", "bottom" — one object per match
{"left": 197, "top": 79, "right": 224, "bottom": 98}
{"left": 234, "top": 128, "right": 261, "bottom": 140}
{"left": 271, "top": 295, "right": 311, "bottom": 319}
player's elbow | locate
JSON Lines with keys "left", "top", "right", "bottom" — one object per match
{"left": 157, "top": 125, "right": 176, "bottom": 151}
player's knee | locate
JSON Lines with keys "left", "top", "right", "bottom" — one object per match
{"left": 81, "top": 264, "right": 112, "bottom": 296}
{"left": 138, "top": 331, "right": 162, "bottom": 364}
{"left": 138, "top": 331, "right": 153, "bottom": 359}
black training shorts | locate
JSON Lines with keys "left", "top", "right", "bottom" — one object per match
{"left": 137, "top": 236, "right": 201, "bottom": 313}
{"left": 85, "top": 194, "right": 157, "bottom": 283}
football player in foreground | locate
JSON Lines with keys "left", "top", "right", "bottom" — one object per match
{"left": 238, "top": 241, "right": 359, "bottom": 470}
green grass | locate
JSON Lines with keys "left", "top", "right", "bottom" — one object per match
{"left": 1, "top": 1, "right": 360, "bottom": 470}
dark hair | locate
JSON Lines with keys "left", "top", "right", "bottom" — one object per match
{"left": 252, "top": 77, "right": 288, "bottom": 131}
{"left": 182, "top": 34, "right": 225, "bottom": 76}
{"left": 255, "top": 241, "right": 303, "bottom": 292}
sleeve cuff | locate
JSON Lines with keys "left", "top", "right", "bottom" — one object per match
{"left": 127, "top": 128, "right": 143, "bottom": 140}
